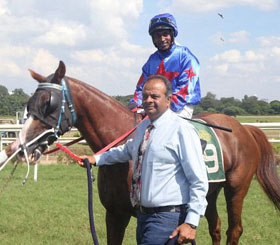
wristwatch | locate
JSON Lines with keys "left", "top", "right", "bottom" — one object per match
{"left": 187, "top": 223, "right": 197, "bottom": 229}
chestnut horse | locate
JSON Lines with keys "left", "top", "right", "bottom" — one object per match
{"left": 1, "top": 61, "right": 280, "bottom": 245}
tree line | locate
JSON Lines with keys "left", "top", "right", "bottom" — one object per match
{"left": 0, "top": 85, "right": 29, "bottom": 116}
{"left": 114, "top": 92, "right": 280, "bottom": 116}
{"left": 0, "top": 83, "right": 279, "bottom": 117}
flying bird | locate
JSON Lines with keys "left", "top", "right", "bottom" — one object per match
{"left": 220, "top": 37, "right": 225, "bottom": 42}
{"left": 218, "top": 13, "right": 224, "bottom": 19}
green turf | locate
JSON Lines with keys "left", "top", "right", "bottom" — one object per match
{"left": 0, "top": 164, "right": 279, "bottom": 244}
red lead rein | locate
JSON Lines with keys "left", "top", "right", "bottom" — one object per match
{"left": 54, "top": 116, "right": 148, "bottom": 160}
{"left": 56, "top": 143, "right": 82, "bottom": 162}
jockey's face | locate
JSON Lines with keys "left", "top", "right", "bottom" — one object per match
{"left": 142, "top": 78, "right": 171, "bottom": 121}
{"left": 152, "top": 30, "right": 173, "bottom": 51}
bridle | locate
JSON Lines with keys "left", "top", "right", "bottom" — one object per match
{"left": 37, "top": 77, "right": 77, "bottom": 138}
{"left": 27, "top": 77, "right": 77, "bottom": 148}
{"left": 0, "top": 77, "right": 77, "bottom": 183}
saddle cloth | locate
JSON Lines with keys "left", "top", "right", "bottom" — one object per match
{"left": 190, "top": 119, "right": 226, "bottom": 183}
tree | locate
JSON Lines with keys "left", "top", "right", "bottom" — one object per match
{"left": 113, "top": 95, "right": 132, "bottom": 107}
{"left": 241, "top": 95, "right": 260, "bottom": 114}
{"left": 223, "top": 106, "right": 246, "bottom": 116}
{"left": 200, "top": 92, "right": 221, "bottom": 112}
{"left": 0, "top": 86, "right": 30, "bottom": 116}
{"left": 270, "top": 100, "right": 280, "bottom": 114}
{"left": 257, "top": 100, "right": 271, "bottom": 115}
{"left": 193, "top": 105, "right": 203, "bottom": 115}
{"left": 0, "top": 85, "right": 8, "bottom": 98}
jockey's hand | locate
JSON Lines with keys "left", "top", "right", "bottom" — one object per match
{"left": 77, "top": 155, "right": 96, "bottom": 168}
{"left": 128, "top": 101, "right": 138, "bottom": 110}
{"left": 169, "top": 223, "right": 196, "bottom": 244}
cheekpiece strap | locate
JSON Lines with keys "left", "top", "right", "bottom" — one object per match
{"left": 61, "top": 78, "right": 77, "bottom": 125}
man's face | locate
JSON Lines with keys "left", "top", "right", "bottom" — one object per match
{"left": 152, "top": 30, "right": 172, "bottom": 51}
{"left": 142, "top": 79, "right": 171, "bottom": 121}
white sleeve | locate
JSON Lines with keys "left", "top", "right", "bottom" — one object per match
{"left": 95, "top": 139, "right": 133, "bottom": 166}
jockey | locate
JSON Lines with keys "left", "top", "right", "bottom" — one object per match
{"left": 129, "top": 13, "right": 201, "bottom": 118}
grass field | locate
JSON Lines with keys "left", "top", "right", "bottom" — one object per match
{"left": 235, "top": 115, "right": 280, "bottom": 123}
{"left": 0, "top": 164, "right": 279, "bottom": 245}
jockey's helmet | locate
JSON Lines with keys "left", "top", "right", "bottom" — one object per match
{"left": 148, "top": 13, "right": 178, "bottom": 37}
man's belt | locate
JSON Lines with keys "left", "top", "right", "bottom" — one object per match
{"left": 139, "top": 204, "right": 188, "bottom": 214}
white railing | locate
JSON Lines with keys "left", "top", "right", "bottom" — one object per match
{"left": 0, "top": 124, "right": 84, "bottom": 151}
{"left": 1, "top": 122, "right": 279, "bottom": 181}
{"left": 242, "top": 122, "right": 280, "bottom": 130}
{"left": 241, "top": 122, "right": 280, "bottom": 143}
{"left": 0, "top": 122, "right": 280, "bottom": 150}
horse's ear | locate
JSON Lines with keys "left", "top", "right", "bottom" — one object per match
{"left": 52, "top": 60, "right": 66, "bottom": 84}
{"left": 28, "top": 69, "right": 46, "bottom": 83}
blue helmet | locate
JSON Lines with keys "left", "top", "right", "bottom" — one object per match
{"left": 149, "top": 13, "right": 178, "bottom": 37}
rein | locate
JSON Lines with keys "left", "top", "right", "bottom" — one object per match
{"left": 95, "top": 116, "right": 147, "bottom": 155}
{"left": 45, "top": 115, "right": 148, "bottom": 156}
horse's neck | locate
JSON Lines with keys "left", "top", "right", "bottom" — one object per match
{"left": 68, "top": 78, "right": 140, "bottom": 151}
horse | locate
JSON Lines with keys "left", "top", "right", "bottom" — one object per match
{"left": 0, "top": 60, "right": 279, "bottom": 245}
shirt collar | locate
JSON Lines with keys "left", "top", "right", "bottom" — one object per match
{"left": 149, "top": 109, "right": 173, "bottom": 128}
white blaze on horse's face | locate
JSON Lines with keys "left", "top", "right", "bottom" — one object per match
{"left": 10, "top": 116, "right": 34, "bottom": 152}
{"left": 0, "top": 116, "right": 35, "bottom": 166}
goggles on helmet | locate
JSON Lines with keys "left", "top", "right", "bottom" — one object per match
{"left": 149, "top": 14, "right": 178, "bottom": 37}
{"left": 149, "top": 16, "right": 172, "bottom": 28}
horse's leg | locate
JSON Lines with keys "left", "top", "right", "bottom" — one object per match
{"left": 106, "top": 211, "right": 131, "bottom": 245}
{"left": 205, "top": 185, "right": 223, "bottom": 245}
{"left": 224, "top": 183, "right": 250, "bottom": 245}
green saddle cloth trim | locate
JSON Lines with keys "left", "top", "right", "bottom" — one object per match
{"left": 190, "top": 119, "right": 226, "bottom": 182}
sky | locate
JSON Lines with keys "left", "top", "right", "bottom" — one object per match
{"left": 0, "top": 0, "right": 280, "bottom": 102}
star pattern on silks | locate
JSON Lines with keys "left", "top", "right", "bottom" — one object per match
{"left": 155, "top": 59, "right": 179, "bottom": 82}
{"left": 185, "top": 66, "right": 196, "bottom": 82}
{"left": 173, "top": 66, "right": 196, "bottom": 103}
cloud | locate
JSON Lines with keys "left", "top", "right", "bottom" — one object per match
{"left": 0, "top": 45, "right": 30, "bottom": 58}
{"left": 211, "top": 48, "right": 267, "bottom": 64}
{"left": 203, "top": 42, "right": 280, "bottom": 100}
{"left": 88, "top": 0, "right": 143, "bottom": 43}
{"left": 0, "top": 0, "right": 147, "bottom": 96}
{"left": 210, "top": 30, "right": 250, "bottom": 44}
{"left": 0, "top": 45, "right": 31, "bottom": 76}
{"left": 244, "top": 50, "right": 265, "bottom": 61}
{"left": 257, "top": 36, "right": 280, "bottom": 46}
{"left": 211, "top": 49, "right": 242, "bottom": 63}
{"left": 0, "top": 0, "right": 9, "bottom": 16}
{"left": 0, "top": 62, "right": 22, "bottom": 76}
{"left": 227, "top": 30, "right": 250, "bottom": 43}
{"left": 31, "top": 49, "right": 59, "bottom": 74}
{"left": 35, "top": 23, "right": 87, "bottom": 46}
{"left": 69, "top": 38, "right": 153, "bottom": 95}
{"left": 170, "top": 0, "right": 278, "bottom": 13}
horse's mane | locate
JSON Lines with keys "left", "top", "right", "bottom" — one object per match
{"left": 67, "top": 76, "right": 130, "bottom": 112}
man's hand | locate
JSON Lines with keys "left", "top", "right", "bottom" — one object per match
{"left": 169, "top": 223, "right": 196, "bottom": 244}
{"left": 78, "top": 155, "right": 96, "bottom": 168}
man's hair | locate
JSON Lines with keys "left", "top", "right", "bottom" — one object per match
{"left": 145, "top": 75, "right": 172, "bottom": 98}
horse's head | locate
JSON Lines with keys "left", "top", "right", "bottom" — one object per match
{"left": 0, "top": 61, "right": 77, "bottom": 166}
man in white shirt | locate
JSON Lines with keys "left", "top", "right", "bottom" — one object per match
{"left": 78, "top": 75, "right": 208, "bottom": 244}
